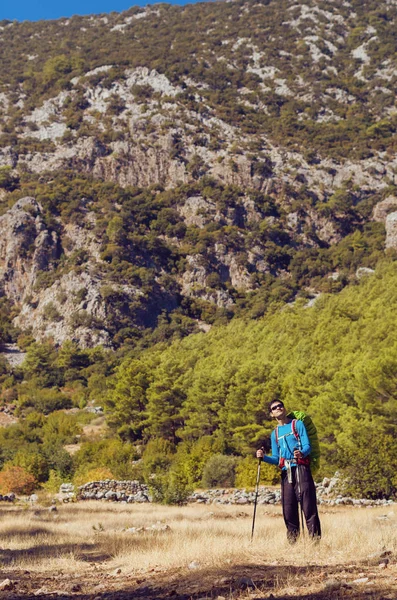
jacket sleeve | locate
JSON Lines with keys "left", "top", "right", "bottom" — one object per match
{"left": 262, "top": 430, "right": 279, "bottom": 466}
{"left": 296, "top": 420, "right": 311, "bottom": 457}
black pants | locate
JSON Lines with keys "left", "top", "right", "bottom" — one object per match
{"left": 281, "top": 465, "right": 321, "bottom": 542}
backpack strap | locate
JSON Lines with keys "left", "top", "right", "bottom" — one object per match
{"left": 275, "top": 426, "right": 282, "bottom": 469}
{"left": 291, "top": 419, "right": 300, "bottom": 445}
{"left": 291, "top": 419, "right": 310, "bottom": 466}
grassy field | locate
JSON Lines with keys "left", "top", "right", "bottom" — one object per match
{"left": 0, "top": 500, "right": 396, "bottom": 599}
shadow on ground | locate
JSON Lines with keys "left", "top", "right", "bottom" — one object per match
{"left": 0, "top": 543, "right": 112, "bottom": 565}
{"left": 0, "top": 560, "right": 393, "bottom": 600}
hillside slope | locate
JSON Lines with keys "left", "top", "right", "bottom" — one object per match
{"left": 1, "top": 0, "right": 397, "bottom": 346}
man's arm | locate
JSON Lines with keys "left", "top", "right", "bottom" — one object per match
{"left": 256, "top": 430, "right": 279, "bottom": 465}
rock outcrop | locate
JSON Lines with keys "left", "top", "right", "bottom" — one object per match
{"left": 386, "top": 212, "right": 397, "bottom": 250}
{"left": 0, "top": 197, "right": 60, "bottom": 302}
{"left": 0, "top": 197, "right": 172, "bottom": 347}
{"left": 373, "top": 196, "right": 397, "bottom": 223}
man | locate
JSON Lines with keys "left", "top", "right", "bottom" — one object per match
{"left": 257, "top": 399, "right": 321, "bottom": 543}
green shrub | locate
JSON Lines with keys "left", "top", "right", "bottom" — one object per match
{"left": 13, "top": 450, "right": 49, "bottom": 482}
{"left": 338, "top": 424, "right": 397, "bottom": 499}
{"left": 73, "top": 439, "right": 139, "bottom": 480}
{"left": 18, "top": 387, "right": 72, "bottom": 414}
{"left": 142, "top": 439, "right": 175, "bottom": 479}
{"left": 235, "top": 456, "right": 280, "bottom": 488}
{"left": 173, "top": 436, "right": 224, "bottom": 486}
{"left": 42, "top": 302, "right": 63, "bottom": 322}
{"left": 201, "top": 454, "right": 239, "bottom": 488}
{"left": 42, "top": 469, "right": 65, "bottom": 493}
{"left": 0, "top": 166, "right": 18, "bottom": 191}
{"left": 42, "top": 444, "right": 74, "bottom": 478}
{"left": 73, "top": 466, "right": 115, "bottom": 487}
{"left": 149, "top": 466, "right": 192, "bottom": 505}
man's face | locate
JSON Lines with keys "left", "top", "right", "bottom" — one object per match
{"left": 270, "top": 402, "right": 286, "bottom": 418}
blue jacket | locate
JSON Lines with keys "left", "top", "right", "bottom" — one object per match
{"left": 263, "top": 420, "right": 311, "bottom": 469}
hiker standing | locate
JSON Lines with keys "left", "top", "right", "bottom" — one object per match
{"left": 257, "top": 399, "right": 321, "bottom": 543}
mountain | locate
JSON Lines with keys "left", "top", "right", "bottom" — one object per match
{"left": 1, "top": 0, "right": 397, "bottom": 347}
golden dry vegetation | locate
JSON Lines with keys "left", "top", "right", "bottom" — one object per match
{"left": 0, "top": 501, "right": 397, "bottom": 599}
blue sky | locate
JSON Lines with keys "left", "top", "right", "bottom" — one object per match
{"left": 2, "top": 0, "right": 206, "bottom": 22}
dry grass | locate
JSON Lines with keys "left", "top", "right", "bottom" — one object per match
{"left": 0, "top": 501, "right": 397, "bottom": 598}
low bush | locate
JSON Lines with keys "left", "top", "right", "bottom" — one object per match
{"left": 149, "top": 465, "right": 192, "bottom": 505}
{"left": 0, "top": 465, "right": 37, "bottom": 494}
{"left": 201, "top": 454, "right": 239, "bottom": 488}
{"left": 234, "top": 456, "right": 280, "bottom": 488}
{"left": 42, "top": 469, "right": 65, "bottom": 493}
{"left": 73, "top": 467, "right": 115, "bottom": 487}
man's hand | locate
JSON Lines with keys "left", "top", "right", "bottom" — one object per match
{"left": 256, "top": 448, "right": 264, "bottom": 459}
{"left": 293, "top": 449, "right": 303, "bottom": 460}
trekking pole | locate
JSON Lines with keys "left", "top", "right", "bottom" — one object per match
{"left": 250, "top": 455, "right": 262, "bottom": 542}
{"left": 295, "top": 463, "right": 305, "bottom": 537}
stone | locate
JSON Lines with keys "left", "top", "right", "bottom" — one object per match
{"left": 188, "top": 561, "right": 200, "bottom": 570}
{"left": 34, "top": 587, "right": 50, "bottom": 596}
{"left": 238, "top": 576, "right": 255, "bottom": 589}
{"left": 356, "top": 267, "right": 375, "bottom": 279}
{"left": 324, "top": 578, "right": 342, "bottom": 591}
{"left": 149, "top": 523, "right": 170, "bottom": 532}
{"left": 104, "top": 491, "right": 118, "bottom": 500}
{"left": 236, "top": 497, "right": 249, "bottom": 504}
{"left": 0, "top": 579, "right": 14, "bottom": 591}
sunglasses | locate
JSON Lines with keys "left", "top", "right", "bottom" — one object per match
{"left": 271, "top": 403, "right": 284, "bottom": 411}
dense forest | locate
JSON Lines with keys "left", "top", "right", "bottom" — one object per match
{"left": 1, "top": 259, "right": 397, "bottom": 499}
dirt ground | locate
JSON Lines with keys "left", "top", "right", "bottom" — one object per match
{"left": 0, "top": 502, "right": 396, "bottom": 600}
{"left": 1, "top": 560, "right": 397, "bottom": 600}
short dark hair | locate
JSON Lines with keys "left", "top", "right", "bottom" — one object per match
{"left": 269, "top": 399, "right": 284, "bottom": 412}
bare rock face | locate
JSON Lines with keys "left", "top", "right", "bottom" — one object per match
{"left": 178, "top": 196, "right": 216, "bottom": 228}
{"left": 0, "top": 197, "right": 60, "bottom": 302}
{"left": 385, "top": 212, "right": 397, "bottom": 249}
{"left": 305, "top": 209, "right": 342, "bottom": 245}
{"left": 0, "top": 197, "right": 150, "bottom": 347}
{"left": 0, "top": 194, "right": 183, "bottom": 347}
{"left": 0, "top": 196, "right": 111, "bottom": 346}
{"left": 180, "top": 255, "right": 208, "bottom": 292}
{"left": 178, "top": 255, "right": 234, "bottom": 307}
{"left": 63, "top": 217, "right": 101, "bottom": 260}
{"left": 373, "top": 196, "right": 397, "bottom": 222}
{"left": 214, "top": 244, "right": 253, "bottom": 291}
{"left": 14, "top": 270, "right": 114, "bottom": 348}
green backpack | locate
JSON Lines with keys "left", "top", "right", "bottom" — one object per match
{"left": 286, "top": 410, "right": 321, "bottom": 474}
